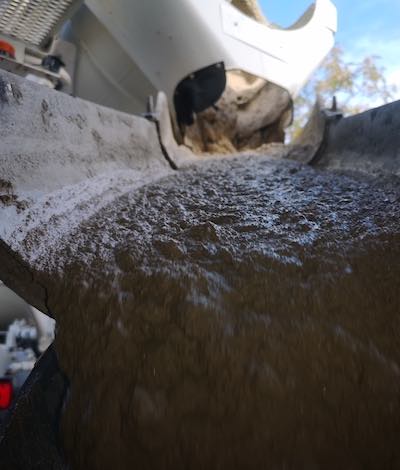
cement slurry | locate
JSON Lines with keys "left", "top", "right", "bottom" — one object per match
{"left": 41, "top": 155, "right": 400, "bottom": 470}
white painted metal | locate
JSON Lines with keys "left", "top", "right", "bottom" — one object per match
{"left": 84, "top": 0, "right": 337, "bottom": 102}
{"left": 221, "top": 0, "right": 337, "bottom": 95}
{"left": 31, "top": 308, "right": 55, "bottom": 353}
{"left": 61, "top": 6, "right": 157, "bottom": 115}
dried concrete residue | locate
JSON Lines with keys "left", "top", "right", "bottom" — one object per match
{"left": 41, "top": 99, "right": 52, "bottom": 128}
{"left": 1, "top": 167, "right": 171, "bottom": 272}
{"left": 0, "top": 68, "right": 174, "bottom": 275}
{"left": 0, "top": 77, "right": 23, "bottom": 105}
{"left": 0, "top": 178, "right": 27, "bottom": 212}
{"left": 0, "top": 179, "right": 13, "bottom": 195}
{"left": 40, "top": 155, "right": 400, "bottom": 470}
{"left": 0, "top": 77, "right": 8, "bottom": 104}
{"left": 184, "top": 72, "right": 292, "bottom": 154}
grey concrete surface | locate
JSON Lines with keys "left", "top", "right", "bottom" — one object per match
{"left": 313, "top": 100, "right": 400, "bottom": 176}
{"left": 0, "top": 69, "right": 176, "bottom": 312}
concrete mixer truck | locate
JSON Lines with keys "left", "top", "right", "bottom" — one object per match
{"left": 0, "top": 0, "right": 337, "bottom": 148}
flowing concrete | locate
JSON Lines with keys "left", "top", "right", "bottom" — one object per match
{"left": 1, "top": 69, "right": 400, "bottom": 470}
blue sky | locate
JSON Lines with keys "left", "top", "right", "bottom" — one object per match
{"left": 259, "top": 0, "right": 400, "bottom": 96}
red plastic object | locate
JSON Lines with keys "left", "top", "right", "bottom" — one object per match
{"left": 0, "top": 40, "right": 16, "bottom": 59}
{"left": 0, "top": 379, "right": 13, "bottom": 409}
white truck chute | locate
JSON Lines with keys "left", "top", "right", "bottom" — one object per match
{"left": 0, "top": 0, "right": 337, "bottom": 125}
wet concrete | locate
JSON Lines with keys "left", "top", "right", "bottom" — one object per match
{"left": 40, "top": 155, "right": 400, "bottom": 470}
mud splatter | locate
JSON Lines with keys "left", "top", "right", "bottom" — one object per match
{"left": 10, "top": 83, "right": 22, "bottom": 104}
{"left": 41, "top": 99, "right": 52, "bottom": 128}
{"left": 0, "top": 179, "right": 13, "bottom": 194}
{"left": 0, "top": 77, "right": 9, "bottom": 104}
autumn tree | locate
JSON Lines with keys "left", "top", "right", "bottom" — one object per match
{"left": 290, "top": 45, "right": 398, "bottom": 140}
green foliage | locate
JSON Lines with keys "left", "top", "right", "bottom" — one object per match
{"left": 290, "top": 45, "right": 398, "bottom": 140}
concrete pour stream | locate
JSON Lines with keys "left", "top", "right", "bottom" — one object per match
{"left": 1, "top": 70, "right": 400, "bottom": 469}
{"left": 50, "top": 156, "right": 400, "bottom": 470}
